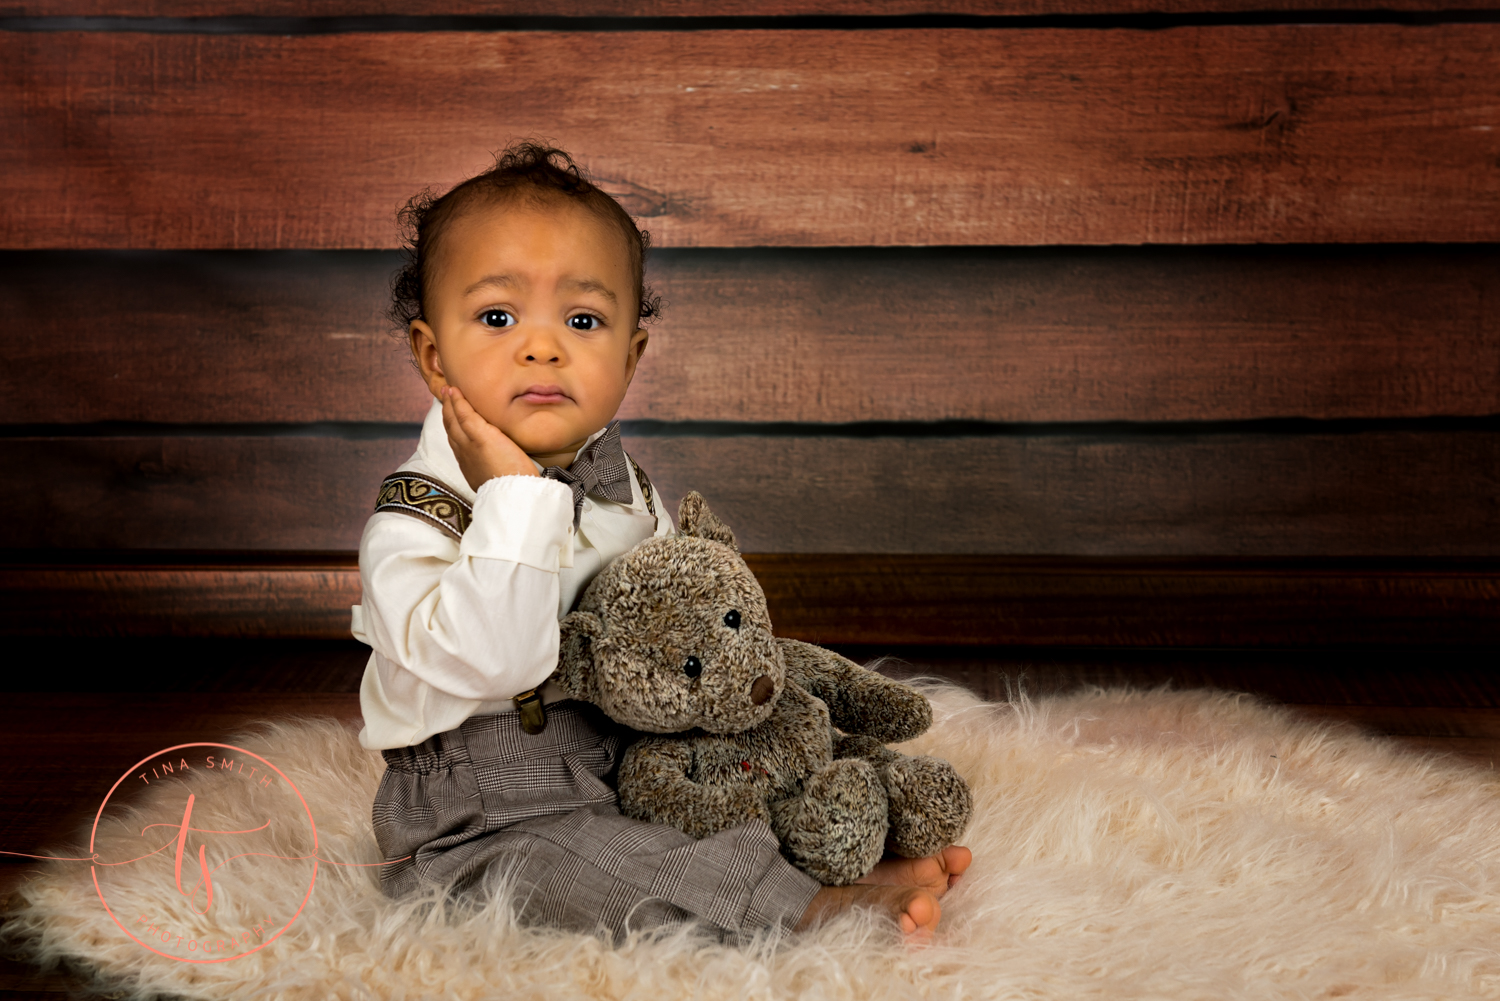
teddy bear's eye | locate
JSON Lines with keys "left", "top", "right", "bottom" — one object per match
{"left": 683, "top": 656, "right": 703, "bottom": 679}
{"left": 723, "top": 610, "right": 740, "bottom": 629}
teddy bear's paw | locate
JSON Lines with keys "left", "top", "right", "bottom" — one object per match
{"left": 881, "top": 755, "right": 975, "bottom": 859}
{"left": 770, "top": 758, "right": 889, "bottom": 886}
{"left": 778, "top": 639, "right": 934, "bottom": 744}
{"left": 837, "top": 679, "right": 934, "bottom": 745}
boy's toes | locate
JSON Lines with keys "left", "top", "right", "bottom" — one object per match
{"left": 901, "top": 888, "right": 940, "bottom": 935}
{"left": 858, "top": 846, "right": 974, "bottom": 897}
{"left": 941, "top": 845, "right": 973, "bottom": 886}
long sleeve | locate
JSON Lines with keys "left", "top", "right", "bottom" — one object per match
{"left": 356, "top": 474, "right": 581, "bottom": 749}
{"left": 361, "top": 473, "right": 575, "bottom": 701}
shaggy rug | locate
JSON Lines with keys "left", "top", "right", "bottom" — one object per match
{"left": 4, "top": 683, "right": 1500, "bottom": 1000}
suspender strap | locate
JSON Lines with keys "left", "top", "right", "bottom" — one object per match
{"left": 627, "top": 454, "right": 657, "bottom": 519}
{"left": 374, "top": 472, "right": 473, "bottom": 542}
{"left": 375, "top": 458, "right": 656, "bottom": 540}
{"left": 372, "top": 456, "right": 657, "bottom": 737}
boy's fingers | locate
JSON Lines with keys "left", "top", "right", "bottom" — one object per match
{"left": 451, "top": 389, "right": 501, "bottom": 441}
{"left": 440, "top": 389, "right": 471, "bottom": 446}
{"left": 451, "top": 393, "right": 482, "bottom": 429}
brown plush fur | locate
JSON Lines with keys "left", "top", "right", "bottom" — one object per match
{"left": 552, "top": 492, "right": 973, "bottom": 884}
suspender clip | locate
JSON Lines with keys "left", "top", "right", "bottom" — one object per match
{"left": 514, "top": 688, "right": 547, "bottom": 735}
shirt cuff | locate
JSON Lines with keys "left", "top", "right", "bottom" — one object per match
{"left": 460, "top": 474, "right": 575, "bottom": 571}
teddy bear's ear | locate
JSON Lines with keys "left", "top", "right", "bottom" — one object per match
{"left": 678, "top": 491, "right": 738, "bottom": 551}
{"left": 554, "top": 611, "right": 603, "bottom": 701}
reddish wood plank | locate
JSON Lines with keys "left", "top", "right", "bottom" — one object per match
{"left": 1, "top": 430, "right": 1497, "bottom": 553}
{"left": 5, "top": 28, "right": 1499, "bottom": 248}
{"left": 11, "top": 0, "right": 1500, "bottom": 14}
{"left": 9, "top": 247, "right": 1500, "bottom": 424}
{"left": 3, "top": 555, "right": 1498, "bottom": 645}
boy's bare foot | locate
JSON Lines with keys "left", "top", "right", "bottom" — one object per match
{"left": 795, "top": 883, "right": 941, "bottom": 936}
{"left": 856, "top": 845, "right": 972, "bottom": 897}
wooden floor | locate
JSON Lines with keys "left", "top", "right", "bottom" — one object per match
{"left": 0, "top": 638, "right": 1496, "bottom": 999}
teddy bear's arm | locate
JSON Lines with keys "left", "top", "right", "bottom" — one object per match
{"left": 617, "top": 738, "right": 773, "bottom": 841}
{"left": 777, "top": 638, "right": 933, "bottom": 744}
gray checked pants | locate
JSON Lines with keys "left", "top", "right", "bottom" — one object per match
{"left": 372, "top": 700, "right": 821, "bottom": 939}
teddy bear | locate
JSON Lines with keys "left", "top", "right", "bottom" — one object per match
{"left": 551, "top": 491, "right": 972, "bottom": 886}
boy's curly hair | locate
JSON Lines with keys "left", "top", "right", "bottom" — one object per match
{"left": 391, "top": 141, "right": 662, "bottom": 330}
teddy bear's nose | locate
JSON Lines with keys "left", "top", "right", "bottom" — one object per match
{"left": 750, "top": 675, "right": 776, "bottom": 706}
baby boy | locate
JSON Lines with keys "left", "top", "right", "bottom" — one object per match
{"left": 355, "top": 142, "right": 969, "bottom": 940}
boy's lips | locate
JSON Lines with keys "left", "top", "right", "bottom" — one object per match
{"left": 517, "top": 385, "right": 570, "bottom": 404}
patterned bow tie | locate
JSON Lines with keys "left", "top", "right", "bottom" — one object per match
{"left": 541, "top": 420, "right": 635, "bottom": 527}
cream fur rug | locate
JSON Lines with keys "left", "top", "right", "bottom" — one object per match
{"left": 5, "top": 684, "right": 1500, "bottom": 1000}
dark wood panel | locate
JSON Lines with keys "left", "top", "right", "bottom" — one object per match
{"left": 9, "top": 247, "right": 1500, "bottom": 424}
{"left": 0, "top": 429, "right": 1496, "bottom": 553}
{"left": 629, "top": 432, "right": 1500, "bottom": 555}
{"left": 2, "top": 251, "right": 428, "bottom": 424}
{"left": 0, "top": 436, "right": 414, "bottom": 550}
{"left": 3, "top": 555, "right": 1498, "bottom": 645}
{"left": 751, "top": 555, "right": 1500, "bottom": 646}
{"left": 14, "top": 636, "right": 1500, "bottom": 706}
{"left": 0, "top": 560, "right": 363, "bottom": 637}
{"left": 12, "top": 0, "right": 1500, "bottom": 14}
{"left": 5, "top": 28, "right": 1499, "bottom": 248}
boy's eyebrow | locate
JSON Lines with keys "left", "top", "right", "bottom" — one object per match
{"left": 464, "top": 273, "right": 525, "bottom": 296}
{"left": 463, "top": 273, "right": 618, "bottom": 304}
{"left": 558, "top": 276, "right": 618, "bottom": 303}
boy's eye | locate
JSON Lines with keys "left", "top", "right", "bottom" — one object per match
{"left": 479, "top": 309, "right": 515, "bottom": 328}
{"left": 568, "top": 314, "right": 601, "bottom": 331}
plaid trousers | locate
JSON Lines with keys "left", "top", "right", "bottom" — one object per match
{"left": 372, "top": 699, "right": 821, "bottom": 939}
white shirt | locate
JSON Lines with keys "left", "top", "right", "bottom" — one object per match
{"left": 351, "top": 398, "right": 673, "bottom": 750}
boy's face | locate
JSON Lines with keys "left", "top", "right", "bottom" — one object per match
{"left": 409, "top": 197, "right": 648, "bottom": 460}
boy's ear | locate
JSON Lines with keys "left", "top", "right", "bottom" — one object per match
{"left": 409, "top": 320, "right": 447, "bottom": 396}
{"left": 554, "top": 611, "right": 603, "bottom": 701}
{"left": 623, "top": 327, "right": 649, "bottom": 387}
{"left": 678, "top": 491, "right": 738, "bottom": 551}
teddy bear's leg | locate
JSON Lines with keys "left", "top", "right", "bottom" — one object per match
{"left": 835, "top": 734, "right": 974, "bottom": 860}
{"left": 769, "top": 757, "right": 888, "bottom": 886}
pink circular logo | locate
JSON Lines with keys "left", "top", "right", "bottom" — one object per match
{"left": 90, "top": 742, "right": 320, "bottom": 964}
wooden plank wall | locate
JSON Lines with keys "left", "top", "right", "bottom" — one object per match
{"left": 1, "top": 4, "right": 1497, "bottom": 644}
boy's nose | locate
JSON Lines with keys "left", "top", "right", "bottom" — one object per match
{"left": 518, "top": 325, "right": 566, "bottom": 363}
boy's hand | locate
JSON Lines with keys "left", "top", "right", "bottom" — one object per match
{"left": 439, "top": 385, "right": 539, "bottom": 490}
